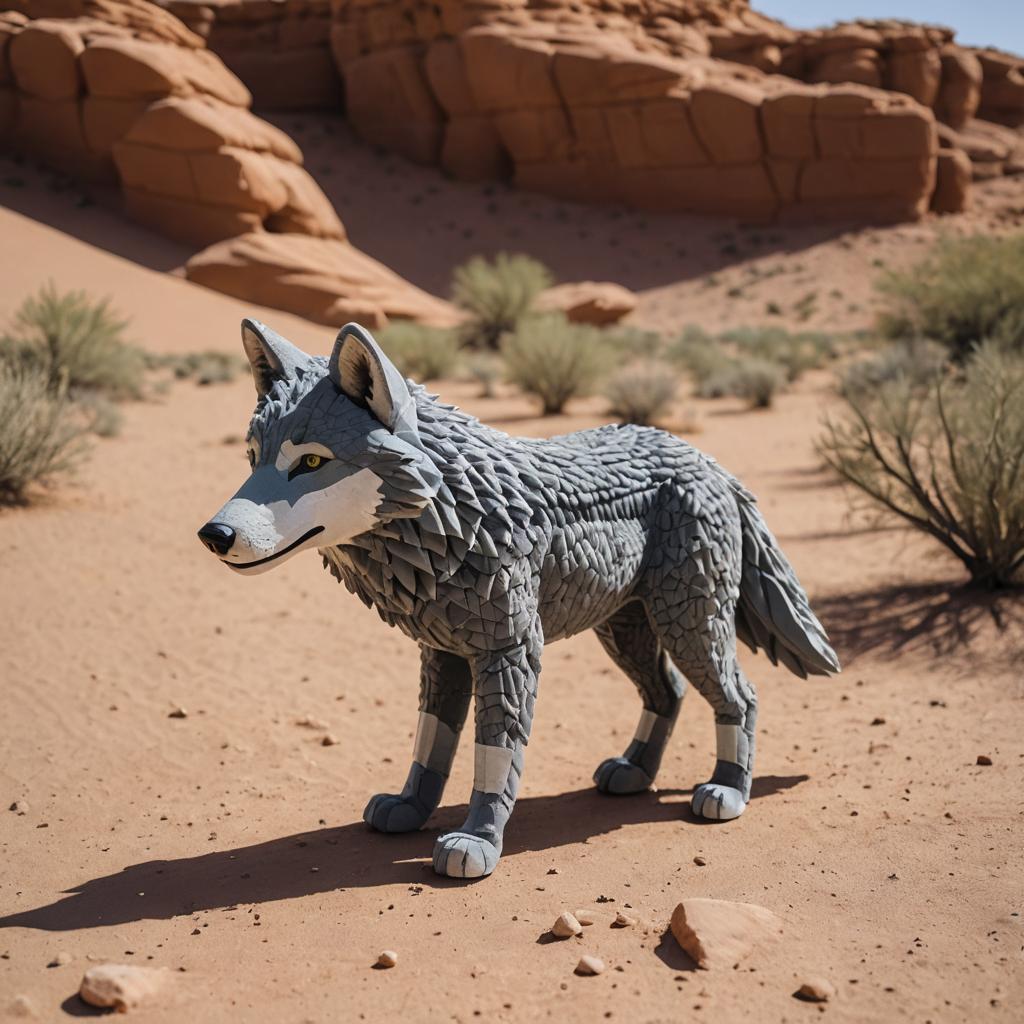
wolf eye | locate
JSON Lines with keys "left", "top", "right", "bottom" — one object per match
{"left": 288, "top": 452, "right": 331, "bottom": 480}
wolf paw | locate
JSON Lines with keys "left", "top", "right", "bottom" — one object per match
{"left": 691, "top": 783, "right": 747, "bottom": 821}
{"left": 432, "top": 832, "right": 499, "bottom": 879}
{"left": 593, "top": 757, "right": 654, "bottom": 795}
{"left": 363, "top": 793, "right": 430, "bottom": 833}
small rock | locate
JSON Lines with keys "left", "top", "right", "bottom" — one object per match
{"left": 573, "top": 909, "right": 596, "bottom": 927}
{"left": 612, "top": 912, "right": 636, "bottom": 928}
{"left": 168, "top": 708, "right": 187, "bottom": 719}
{"left": 8, "top": 800, "right": 28, "bottom": 815}
{"left": 47, "top": 951, "right": 72, "bottom": 967}
{"left": 551, "top": 912, "right": 583, "bottom": 939}
{"left": 870, "top": 717, "right": 886, "bottom": 726}
{"left": 6, "top": 995, "right": 36, "bottom": 1018}
{"left": 670, "top": 898, "right": 783, "bottom": 970}
{"left": 795, "top": 977, "right": 836, "bottom": 1002}
{"left": 295, "top": 715, "right": 328, "bottom": 730}
{"left": 693, "top": 856, "right": 707, "bottom": 867}
{"left": 376, "top": 950, "right": 398, "bottom": 969}
{"left": 321, "top": 734, "right": 338, "bottom": 747}
{"left": 575, "top": 955, "right": 605, "bottom": 976}
{"left": 79, "top": 964, "right": 168, "bottom": 1012}
{"left": 977, "top": 754, "right": 993, "bottom": 766}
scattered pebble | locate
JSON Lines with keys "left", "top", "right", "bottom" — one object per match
{"left": 870, "top": 717, "right": 886, "bottom": 726}
{"left": 79, "top": 964, "right": 168, "bottom": 1012}
{"left": 321, "top": 734, "right": 338, "bottom": 747}
{"left": 295, "top": 715, "right": 328, "bottom": 730}
{"left": 612, "top": 912, "right": 636, "bottom": 928}
{"left": 551, "top": 912, "right": 583, "bottom": 939}
{"left": 376, "top": 950, "right": 398, "bottom": 969}
{"left": 573, "top": 909, "right": 595, "bottom": 927}
{"left": 8, "top": 800, "right": 27, "bottom": 815}
{"left": 693, "top": 856, "right": 707, "bottom": 867}
{"left": 47, "top": 951, "right": 72, "bottom": 967}
{"left": 977, "top": 754, "right": 993, "bottom": 766}
{"left": 794, "top": 977, "right": 836, "bottom": 1002}
{"left": 575, "top": 955, "right": 605, "bottom": 976}
{"left": 167, "top": 708, "right": 187, "bottom": 719}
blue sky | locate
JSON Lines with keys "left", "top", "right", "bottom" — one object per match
{"left": 755, "top": 1, "right": 1024, "bottom": 56}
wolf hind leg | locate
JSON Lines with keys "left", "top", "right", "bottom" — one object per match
{"left": 592, "top": 602, "right": 687, "bottom": 795}
{"left": 364, "top": 646, "right": 471, "bottom": 834}
{"left": 649, "top": 601, "right": 757, "bottom": 821}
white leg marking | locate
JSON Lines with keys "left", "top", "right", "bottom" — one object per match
{"left": 474, "top": 744, "right": 514, "bottom": 794}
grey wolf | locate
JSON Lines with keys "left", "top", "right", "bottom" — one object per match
{"left": 198, "top": 320, "right": 840, "bottom": 878}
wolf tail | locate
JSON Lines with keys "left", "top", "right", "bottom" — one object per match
{"left": 728, "top": 479, "right": 840, "bottom": 678}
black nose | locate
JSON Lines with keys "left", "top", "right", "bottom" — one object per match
{"left": 198, "top": 522, "right": 236, "bottom": 556}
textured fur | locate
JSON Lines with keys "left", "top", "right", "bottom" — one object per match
{"left": 199, "top": 320, "right": 840, "bottom": 878}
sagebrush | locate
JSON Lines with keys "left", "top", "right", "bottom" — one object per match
{"left": 501, "top": 314, "right": 609, "bottom": 414}
{"left": 378, "top": 322, "right": 461, "bottom": 381}
{"left": 452, "top": 253, "right": 553, "bottom": 349}
{"left": 819, "top": 343, "right": 1024, "bottom": 588}
{"left": 605, "top": 361, "right": 679, "bottom": 426}
{"left": 877, "top": 232, "right": 1024, "bottom": 360}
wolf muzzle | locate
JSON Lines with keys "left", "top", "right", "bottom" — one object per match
{"left": 197, "top": 522, "right": 236, "bottom": 556}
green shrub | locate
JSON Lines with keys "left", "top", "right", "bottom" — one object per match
{"left": 722, "top": 326, "right": 834, "bottom": 381}
{"left": 667, "top": 327, "right": 733, "bottom": 391}
{"left": 452, "top": 253, "right": 553, "bottom": 349}
{"left": 819, "top": 343, "right": 1024, "bottom": 588}
{"left": 3, "top": 282, "right": 144, "bottom": 399}
{"left": 603, "top": 326, "right": 662, "bottom": 359}
{"left": 150, "top": 350, "right": 247, "bottom": 386}
{"left": 605, "top": 361, "right": 678, "bottom": 426}
{"left": 840, "top": 339, "right": 948, "bottom": 399}
{"left": 877, "top": 232, "right": 1024, "bottom": 360}
{"left": 378, "top": 322, "right": 461, "bottom": 381}
{"left": 501, "top": 314, "right": 609, "bottom": 414}
{"left": 464, "top": 351, "right": 503, "bottom": 398}
{"left": 719, "top": 358, "right": 787, "bottom": 408}
{"left": 0, "top": 360, "right": 90, "bottom": 504}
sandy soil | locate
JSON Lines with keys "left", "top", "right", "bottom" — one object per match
{"left": 1, "top": 198, "right": 1022, "bottom": 1022}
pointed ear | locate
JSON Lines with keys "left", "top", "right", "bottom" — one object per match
{"left": 241, "top": 318, "right": 316, "bottom": 398}
{"left": 329, "top": 323, "right": 419, "bottom": 442}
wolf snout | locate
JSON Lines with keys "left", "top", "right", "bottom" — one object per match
{"left": 197, "top": 522, "right": 236, "bottom": 557}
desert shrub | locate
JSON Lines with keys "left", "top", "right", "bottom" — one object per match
{"left": 819, "top": 343, "right": 1024, "bottom": 588}
{"left": 151, "top": 350, "right": 247, "bottom": 386}
{"left": 464, "top": 351, "right": 503, "bottom": 398}
{"left": 76, "top": 394, "right": 123, "bottom": 438}
{"left": 840, "top": 339, "right": 948, "bottom": 399}
{"left": 666, "top": 327, "right": 733, "bottom": 390}
{"left": 605, "top": 361, "right": 678, "bottom": 426}
{"left": 877, "top": 232, "right": 1024, "bottom": 360}
{"left": 501, "top": 314, "right": 609, "bottom": 414}
{"left": 723, "top": 326, "right": 835, "bottom": 381}
{"left": 0, "top": 360, "right": 90, "bottom": 504}
{"left": 718, "top": 358, "right": 787, "bottom": 408}
{"left": 378, "top": 322, "right": 461, "bottom": 381}
{"left": 3, "top": 283, "right": 144, "bottom": 400}
{"left": 604, "top": 326, "right": 662, "bottom": 359}
{"left": 452, "top": 253, "right": 553, "bottom": 349}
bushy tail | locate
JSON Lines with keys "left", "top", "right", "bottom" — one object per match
{"left": 730, "top": 480, "right": 840, "bottom": 678}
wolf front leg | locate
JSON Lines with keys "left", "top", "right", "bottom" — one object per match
{"left": 364, "top": 647, "right": 472, "bottom": 833}
{"left": 432, "top": 624, "right": 542, "bottom": 879}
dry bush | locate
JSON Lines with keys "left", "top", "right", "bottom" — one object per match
{"left": 723, "top": 326, "right": 836, "bottom": 381}
{"left": 0, "top": 360, "right": 90, "bottom": 505}
{"left": 378, "top": 322, "right": 461, "bottom": 381}
{"left": 152, "top": 350, "right": 247, "bottom": 386}
{"left": 452, "top": 253, "right": 553, "bottom": 349}
{"left": 605, "top": 361, "right": 679, "bottom": 426}
{"left": 877, "top": 232, "right": 1024, "bottom": 361}
{"left": 820, "top": 343, "right": 1024, "bottom": 588}
{"left": 716, "top": 358, "right": 787, "bottom": 408}
{"left": 840, "top": 340, "right": 948, "bottom": 400}
{"left": 464, "top": 351, "right": 503, "bottom": 397}
{"left": 3, "top": 283, "right": 144, "bottom": 400}
{"left": 502, "top": 314, "right": 610, "bottom": 415}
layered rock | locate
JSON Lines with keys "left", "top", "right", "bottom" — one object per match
{"left": 157, "top": 0, "right": 341, "bottom": 110}
{"left": 972, "top": 48, "right": 1024, "bottom": 127}
{"left": 185, "top": 233, "right": 461, "bottom": 329}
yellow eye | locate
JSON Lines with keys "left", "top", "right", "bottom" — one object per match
{"left": 303, "top": 454, "right": 322, "bottom": 470}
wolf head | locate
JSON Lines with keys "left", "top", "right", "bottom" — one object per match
{"left": 197, "top": 320, "right": 441, "bottom": 575}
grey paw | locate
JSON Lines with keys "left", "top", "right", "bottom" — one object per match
{"left": 432, "top": 832, "right": 499, "bottom": 879}
{"left": 363, "top": 793, "right": 431, "bottom": 833}
{"left": 593, "top": 757, "right": 654, "bottom": 795}
{"left": 691, "top": 783, "right": 747, "bottom": 821}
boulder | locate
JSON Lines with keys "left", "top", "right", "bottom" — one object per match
{"left": 185, "top": 233, "right": 460, "bottom": 330}
{"left": 669, "top": 898, "right": 783, "bottom": 970}
{"left": 936, "top": 47, "right": 982, "bottom": 128}
{"left": 931, "top": 147, "right": 971, "bottom": 213}
{"left": 537, "top": 281, "right": 638, "bottom": 326}
{"left": 8, "top": 19, "right": 83, "bottom": 99}
{"left": 79, "top": 964, "right": 169, "bottom": 1013}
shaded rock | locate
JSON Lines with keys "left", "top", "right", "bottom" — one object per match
{"left": 536, "top": 282, "right": 638, "bottom": 326}
{"left": 79, "top": 964, "right": 169, "bottom": 1013}
{"left": 977, "top": 754, "right": 993, "bottom": 766}
{"left": 185, "top": 233, "right": 459, "bottom": 330}
{"left": 669, "top": 898, "right": 783, "bottom": 970}
{"left": 551, "top": 912, "right": 583, "bottom": 939}
{"left": 376, "top": 949, "right": 398, "bottom": 968}
{"left": 795, "top": 977, "right": 836, "bottom": 1002}
{"left": 575, "top": 955, "right": 605, "bottom": 976}
{"left": 931, "top": 148, "right": 971, "bottom": 214}
{"left": 612, "top": 912, "right": 637, "bottom": 928}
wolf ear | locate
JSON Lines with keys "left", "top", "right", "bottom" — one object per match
{"left": 241, "top": 318, "right": 316, "bottom": 398}
{"left": 329, "top": 323, "right": 419, "bottom": 443}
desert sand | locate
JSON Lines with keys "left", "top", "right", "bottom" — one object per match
{"left": 1, "top": 165, "right": 1023, "bottom": 1023}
